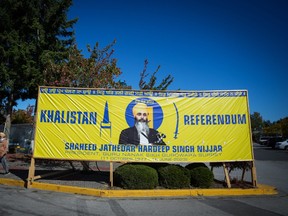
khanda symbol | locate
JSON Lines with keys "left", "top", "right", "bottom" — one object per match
{"left": 100, "top": 101, "right": 111, "bottom": 137}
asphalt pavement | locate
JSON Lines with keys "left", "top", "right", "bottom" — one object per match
{"left": 1, "top": 143, "right": 287, "bottom": 216}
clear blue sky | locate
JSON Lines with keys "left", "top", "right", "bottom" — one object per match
{"left": 18, "top": 0, "right": 288, "bottom": 122}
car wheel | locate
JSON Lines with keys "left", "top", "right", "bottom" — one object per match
{"left": 284, "top": 146, "right": 288, "bottom": 151}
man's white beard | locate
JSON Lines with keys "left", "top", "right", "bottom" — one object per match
{"left": 135, "top": 121, "right": 150, "bottom": 137}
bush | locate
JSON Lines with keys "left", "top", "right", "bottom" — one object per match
{"left": 158, "top": 164, "right": 190, "bottom": 189}
{"left": 114, "top": 164, "right": 158, "bottom": 189}
{"left": 137, "top": 162, "right": 170, "bottom": 171}
{"left": 190, "top": 167, "right": 214, "bottom": 188}
{"left": 185, "top": 163, "right": 208, "bottom": 170}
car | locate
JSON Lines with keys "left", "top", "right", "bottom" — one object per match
{"left": 275, "top": 139, "right": 288, "bottom": 150}
{"left": 266, "top": 137, "right": 284, "bottom": 149}
{"left": 259, "top": 136, "right": 269, "bottom": 145}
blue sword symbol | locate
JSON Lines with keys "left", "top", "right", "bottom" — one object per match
{"left": 173, "top": 102, "right": 179, "bottom": 139}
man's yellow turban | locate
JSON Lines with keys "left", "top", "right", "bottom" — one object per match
{"left": 132, "top": 103, "right": 149, "bottom": 117}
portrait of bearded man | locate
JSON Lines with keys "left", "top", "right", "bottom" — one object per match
{"left": 119, "top": 103, "right": 166, "bottom": 145}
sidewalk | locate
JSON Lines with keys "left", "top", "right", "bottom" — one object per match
{"left": 0, "top": 153, "right": 278, "bottom": 198}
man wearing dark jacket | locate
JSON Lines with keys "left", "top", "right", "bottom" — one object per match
{"left": 119, "top": 103, "right": 165, "bottom": 145}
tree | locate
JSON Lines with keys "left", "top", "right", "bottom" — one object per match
{"left": 279, "top": 117, "right": 288, "bottom": 138}
{"left": 43, "top": 40, "right": 128, "bottom": 89}
{"left": 0, "top": 0, "right": 76, "bottom": 117}
{"left": 250, "top": 112, "right": 264, "bottom": 132}
{"left": 0, "top": 107, "right": 6, "bottom": 124}
{"left": 250, "top": 112, "right": 264, "bottom": 142}
{"left": 139, "top": 59, "right": 174, "bottom": 90}
{"left": 263, "top": 117, "right": 288, "bottom": 138}
{"left": 11, "top": 109, "right": 34, "bottom": 124}
{"left": 263, "top": 124, "right": 282, "bottom": 136}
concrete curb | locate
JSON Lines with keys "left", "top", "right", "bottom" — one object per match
{"left": 0, "top": 178, "right": 278, "bottom": 198}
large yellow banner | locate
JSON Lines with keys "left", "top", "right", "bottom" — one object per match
{"left": 34, "top": 87, "right": 254, "bottom": 162}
